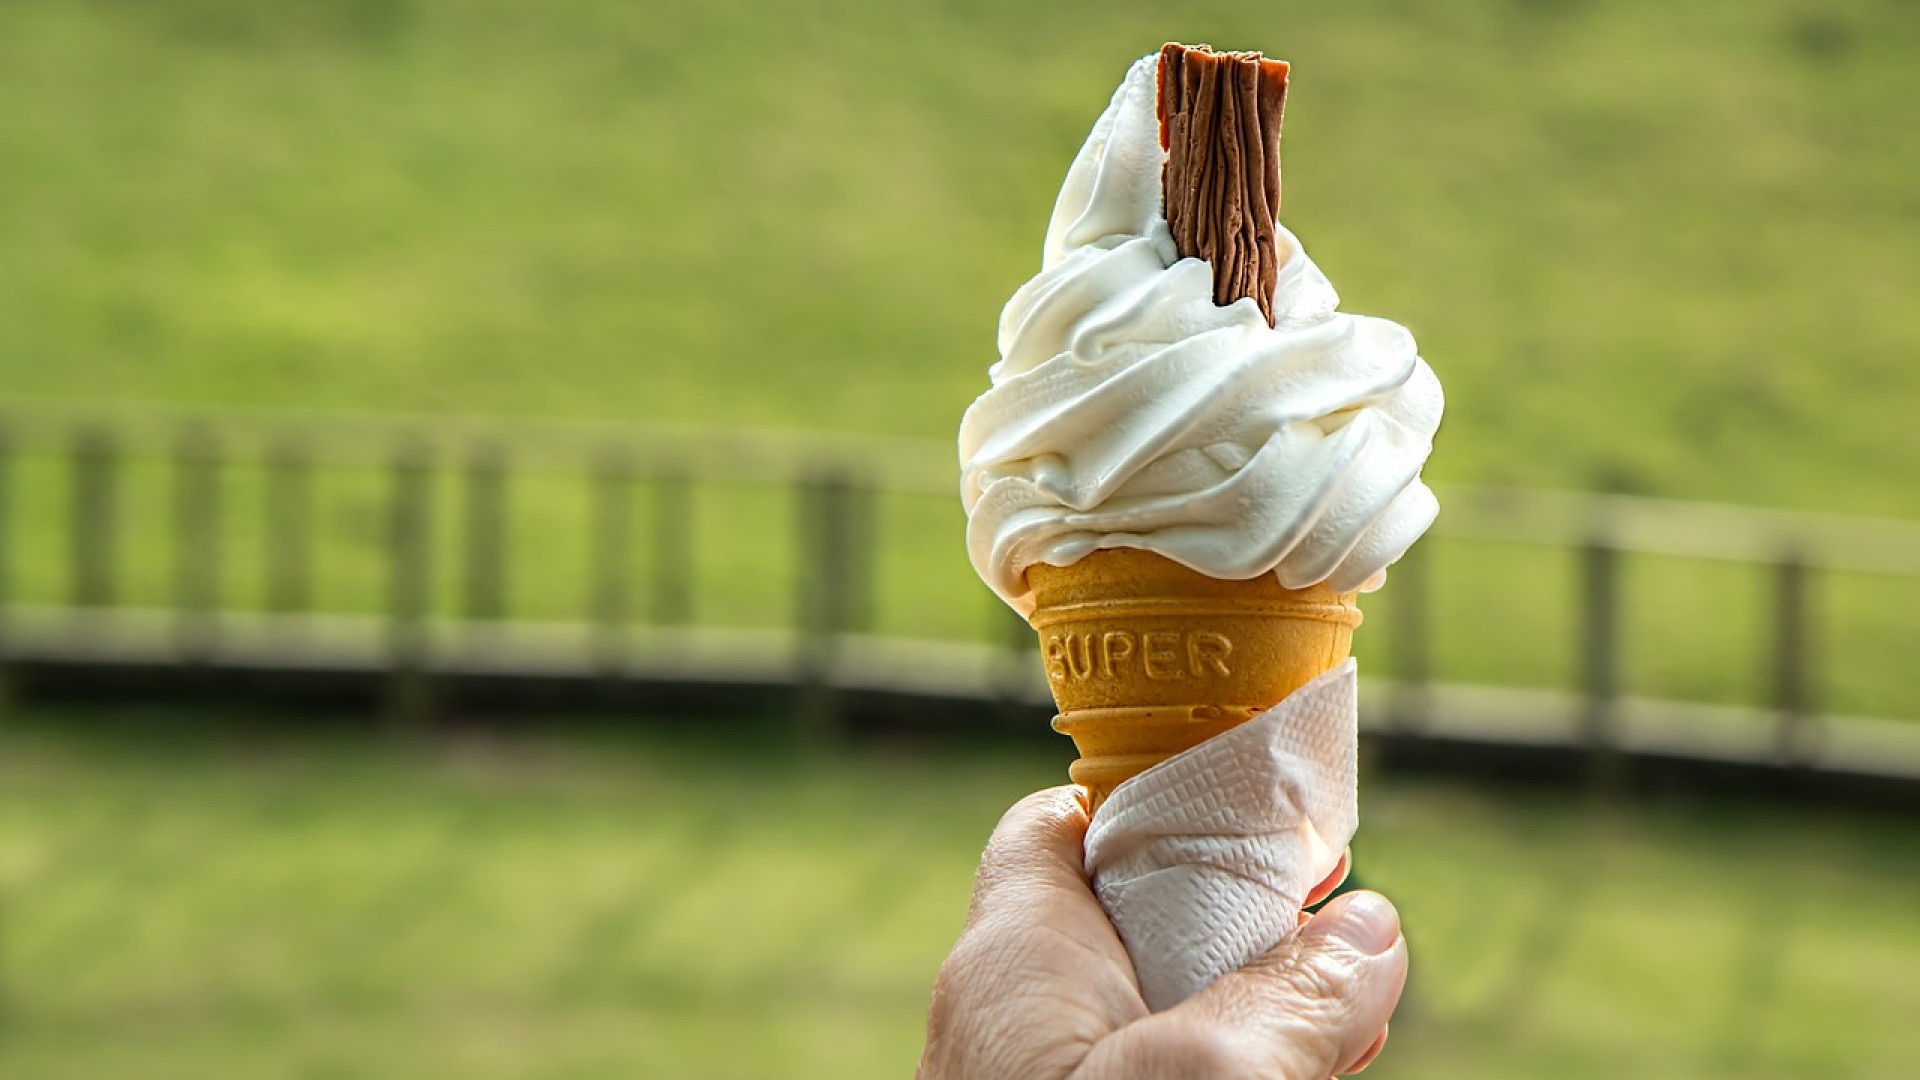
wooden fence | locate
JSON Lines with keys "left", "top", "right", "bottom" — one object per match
{"left": 2, "top": 400, "right": 1917, "bottom": 800}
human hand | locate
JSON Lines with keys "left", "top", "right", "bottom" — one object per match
{"left": 918, "top": 786, "right": 1407, "bottom": 1080}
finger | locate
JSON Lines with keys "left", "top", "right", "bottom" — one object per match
{"left": 922, "top": 787, "right": 1141, "bottom": 1076}
{"left": 1087, "top": 890, "right": 1407, "bottom": 1080}
{"left": 1343, "top": 1022, "right": 1389, "bottom": 1075}
{"left": 958, "top": 786, "right": 1137, "bottom": 977}
{"left": 1304, "top": 848, "right": 1351, "bottom": 909}
{"left": 1291, "top": 892, "right": 1406, "bottom": 1076}
{"left": 964, "top": 786, "right": 1093, "bottom": 925}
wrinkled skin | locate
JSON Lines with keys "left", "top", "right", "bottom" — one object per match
{"left": 918, "top": 787, "right": 1407, "bottom": 1080}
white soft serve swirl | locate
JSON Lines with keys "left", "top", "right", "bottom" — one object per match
{"left": 959, "top": 54, "right": 1443, "bottom": 614}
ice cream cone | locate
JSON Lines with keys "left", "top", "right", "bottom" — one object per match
{"left": 1025, "top": 547, "right": 1361, "bottom": 811}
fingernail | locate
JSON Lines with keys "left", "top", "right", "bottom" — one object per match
{"left": 1306, "top": 891, "right": 1399, "bottom": 956}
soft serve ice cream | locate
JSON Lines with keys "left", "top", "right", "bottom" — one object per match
{"left": 954, "top": 46, "right": 1434, "bottom": 1017}
{"left": 960, "top": 54, "right": 1443, "bottom": 614}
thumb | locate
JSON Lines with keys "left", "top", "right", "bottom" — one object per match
{"left": 1085, "top": 891, "right": 1408, "bottom": 1079}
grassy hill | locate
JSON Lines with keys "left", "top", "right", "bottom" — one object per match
{"left": 2, "top": 0, "right": 1917, "bottom": 518}
{"left": 3, "top": 713, "right": 1917, "bottom": 1079}
{"left": 0, "top": 1, "right": 1915, "bottom": 721}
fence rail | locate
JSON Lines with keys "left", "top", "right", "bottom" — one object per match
{"left": 0, "top": 398, "right": 1916, "bottom": 800}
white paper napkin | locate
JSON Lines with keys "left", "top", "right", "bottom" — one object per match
{"left": 1084, "top": 659, "right": 1359, "bottom": 1011}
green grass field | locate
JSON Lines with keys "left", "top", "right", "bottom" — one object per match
{"left": 3, "top": 0, "right": 1917, "bottom": 515}
{"left": 2, "top": 712, "right": 1917, "bottom": 1079}
{"left": 1, "top": 0, "right": 1917, "bottom": 723}
{"left": 2, "top": 7, "right": 1915, "bottom": 1076}
{"left": 3, "top": 2, "right": 1920, "bottom": 722}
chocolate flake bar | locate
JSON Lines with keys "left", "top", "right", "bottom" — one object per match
{"left": 1157, "top": 43, "right": 1290, "bottom": 326}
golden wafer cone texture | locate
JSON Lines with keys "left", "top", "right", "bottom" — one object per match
{"left": 1025, "top": 548, "right": 1361, "bottom": 811}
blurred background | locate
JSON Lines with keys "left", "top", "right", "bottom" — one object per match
{"left": 2, "top": 0, "right": 1918, "bottom": 1077}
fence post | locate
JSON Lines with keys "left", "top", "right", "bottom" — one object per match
{"left": 264, "top": 437, "right": 314, "bottom": 619}
{"left": 845, "top": 481, "right": 876, "bottom": 637}
{"left": 387, "top": 440, "right": 433, "bottom": 727}
{"left": 461, "top": 441, "right": 508, "bottom": 624}
{"left": 797, "top": 468, "right": 867, "bottom": 740}
{"left": 0, "top": 421, "right": 11, "bottom": 713}
{"left": 1580, "top": 536, "right": 1622, "bottom": 783}
{"left": 590, "top": 445, "right": 635, "bottom": 674}
{"left": 173, "top": 423, "right": 222, "bottom": 662}
{"left": 1771, "top": 552, "right": 1817, "bottom": 765}
{"left": 651, "top": 463, "right": 692, "bottom": 626}
{"left": 1389, "top": 540, "right": 1432, "bottom": 732}
{"left": 70, "top": 428, "right": 118, "bottom": 609}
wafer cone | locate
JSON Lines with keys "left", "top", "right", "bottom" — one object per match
{"left": 1026, "top": 548, "right": 1360, "bottom": 811}
{"left": 1020, "top": 48, "right": 1358, "bottom": 811}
